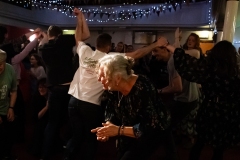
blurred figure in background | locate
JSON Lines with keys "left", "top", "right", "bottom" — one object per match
{"left": 29, "top": 78, "right": 49, "bottom": 158}
{"left": 0, "top": 49, "right": 17, "bottom": 160}
{"left": 163, "top": 39, "right": 240, "bottom": 160}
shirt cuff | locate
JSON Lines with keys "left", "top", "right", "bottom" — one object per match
{"left": 133, "top": 123, "right": 142, "bottom": 138}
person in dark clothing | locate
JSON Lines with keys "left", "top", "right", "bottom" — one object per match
{"left": 91, "top": 54, "right": 172, "bottom": 160}
{"left": 161, "top": 38, "right": 240, "bottom": 160}
{"left": 38, "top": 26, "right": 76, "bottom": 159}
{"left": 29, "top": 78, "right": 48, "bottom": 157}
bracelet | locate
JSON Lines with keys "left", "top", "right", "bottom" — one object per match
{"left": 9, "top": 107, "right": 14, "bottom": 109}
{"left": 120, "top": 125, "right": 124, "bottom": 136}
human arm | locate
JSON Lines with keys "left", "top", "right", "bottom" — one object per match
{"left": 81, "top": 10, "right": 90, "bottom": 41}
{"left": 158, "top": 75, "right": 182, "bottom": 94}
{"left": 73, "top": 8, "right": 90, "bottom": 42}
{"left": 7, "top": 66, "right": 18, "bottom": 121}
{"left": 11, "top": 37, "right": 40, "bottom": 64}
{"left": 91, "top": 121, "right": 136, "bottom": 142}
{"left": 125, "top": 37, "right": 168, "bottom": 59}
{"left": 6, "top": 28, "right": 41, "bottom": 46}
{"left": 74, "top": 9, "right": 83, "bottom": 44}
{"left": 38, "top": 101, "right": 48, "bottom": 119}
{"left": 39, "top": 32, "right": 48, "bottom": 46}
{"left": 7, "top": 90, "right": 17, "bottom": 121}
{"left": 25, "top": 28, "right": 41, "bottom": 40}
{"left": 172, "top": 27, "right": 182, "bottom": 48}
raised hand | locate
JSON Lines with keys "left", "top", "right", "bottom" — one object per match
{"left": 157, "top": 36, "right": 169, "bottom": 47}
{"left": 34, "top": 28, "right": 42, "bottom": 34}
{"left": 39, "top": 31, "right": 48, "bottom": 45}
{"left": 175, "top": 27, "right": 182, "bottom": 39}
{"left": 73, "top": 8, "right": 82, "bottom": 17}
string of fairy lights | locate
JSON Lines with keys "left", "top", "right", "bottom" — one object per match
{"left": 31, "top": 0, "right": 183, "bottom": 22}
{"left": 0, "top": 0, "right": 212, "bottom": 25}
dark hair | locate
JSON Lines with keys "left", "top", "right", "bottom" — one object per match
{"left": 30, "top": 53, "right": 44, "bottom": 67}
{"left": 47, "top": 25, "right": 62, "bottom": 38}
{"left": 0, "top": 26, "right": 8, "bottom": 44}
{"left": 183, "top": 33, "right": 201, "bottom": 50}
{"left": 96, "top": 33, "right": 112, "bottom": 49}
{"left": 37, "top": 78, "right": 47, "bottom": 87}
{"left": 208, "top": 40, "right": 238, "bottom": 77}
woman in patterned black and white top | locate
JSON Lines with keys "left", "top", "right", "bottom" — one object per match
{"left": 91, "top": 54, "right": 176, "bottom": 160}
{"left": 162, "top": 38, "right": 240, "bottom": 160}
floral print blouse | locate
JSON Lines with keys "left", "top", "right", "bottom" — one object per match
{"left": 105, "top": 75, "right": 171, "bottom": 139}
{"left": 173, "top": 48, "right": 240, "bottom": 147}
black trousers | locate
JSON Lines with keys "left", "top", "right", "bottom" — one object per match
{"left": 0, "top": 116, "right": 15, "bottom": 158}
{"left": 117, "top": 129, "right": 179, "bottom": 160}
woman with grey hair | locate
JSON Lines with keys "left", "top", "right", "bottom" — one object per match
{"left": 91, "top": 54, "right": 177, "bottom": 159}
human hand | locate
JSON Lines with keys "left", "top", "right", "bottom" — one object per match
{"left": 73, "top": 8, "right": 82, "bottom": 17}
{"left": 97, "top": 136, "right": 109, "bottom": 142}
{"left": 91, "top": 127, "right": 108, "bottom": 142}
{"left": 39, "top": 32, "right": 48, "bottom": 45}
{"left": 96, "top": 122, "right": 119, "bottom": 138}
{"left": 157, "top": 36, "right": 169, "bottom": 47}
{"left": 175, "top": 27, "right": 182, "bottom": 41}
{"left": 34, "top": 28, "right": 41, "bottom": 34}
{"left": 7, "top": 108, "right": 15, "bottom": 122}
{"left": 36, "top": 31, "right": 44, "bottom": 39}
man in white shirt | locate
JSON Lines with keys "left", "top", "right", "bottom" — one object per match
{"left": 65, "top": 8, "right": 167, "bottom": 160}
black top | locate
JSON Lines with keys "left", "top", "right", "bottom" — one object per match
{"left": 39, "top": 35, "right": 75, "bottom": 86}
{"left": 132, "top": 55, "right": 169, "bottom": 89}
{"left": 32, "top": 93, "right": 48, "bottom": 124}
{"left": 105, "top": 75, "right": 170, "bottom": 138}
{"left": 173, "top": 48, "right": 240, "bottom": 147}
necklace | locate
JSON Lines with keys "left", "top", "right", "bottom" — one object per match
{"left": 118, "top": 92, "right": 124, "bottom": 107}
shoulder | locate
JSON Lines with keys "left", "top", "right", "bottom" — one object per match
{"left": 135, "top": 75, "right": 153, "bottom": 89}
{"left": 5, "top": 63, "right": 14, "bottom": 70}
{"left": 77, "top": 42, "right": 92, "bottom": 55}
{"left": 38, "top": 66, "right": 45, "bottom": 70}
{"left": 5, "top": 63, "right": 15, "bottom": 75}
{"left": 185, "top": 49, "right": 200, "bottom": 59}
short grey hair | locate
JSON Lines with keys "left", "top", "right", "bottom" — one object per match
{"left": 96, "top": 54, "right": 134, "bottom": 80}
{"left": 0, "top": 49, "right": 6, "bottom": 62}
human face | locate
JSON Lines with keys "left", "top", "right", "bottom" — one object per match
{"left": 187, "top": 36, "right": 196, "bottom": 49}
{"left": 30, "top": 56, "right": 37, "bottom": 67}
{"left": 152, "top": 47, "right": 170, "bottom": 61}
{"left": 0, "top": 61, "right": 6, "bottom": 75}
{"left": 38, "top": 84, "right": 48, "bottom": 96}
{"left": 127, "top": 46, "right": 133, "bottom": 52}
{"left": 115, "top": 43, "right": 124, "bottom": 52}
{"left": 97, "top": 66, "right": 115, "bottom": 91}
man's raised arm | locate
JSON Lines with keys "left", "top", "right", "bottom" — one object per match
{"left": 81, "top": 11, "right": 90, "bottom": 41}
{"left": 125, "top": 37, "right": 168, "bottom": 59}
{"left": 73, "top": 8, "right": 83, "bottom": 45}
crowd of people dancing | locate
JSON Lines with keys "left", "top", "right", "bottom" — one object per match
{"left": 0, "top": 7, "right": 240, "bottom": 160}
